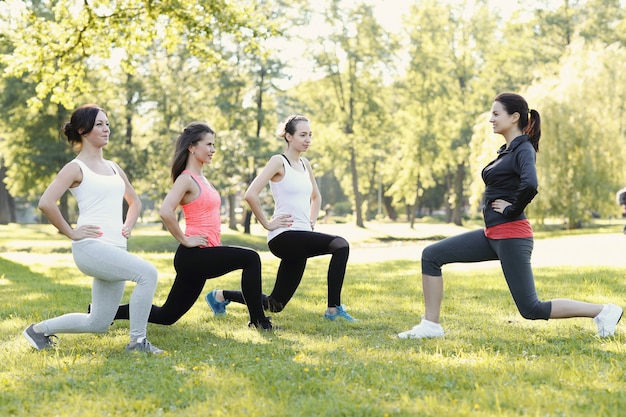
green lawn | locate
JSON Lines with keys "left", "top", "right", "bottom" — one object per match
{"left": 0, "top": 224, "right": 624, "bottom": 416}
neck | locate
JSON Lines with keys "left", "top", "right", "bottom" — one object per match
{"left": 284, "top": 148, "right": 301, "bottom": 161}
{"left": 78, "top": 146, "right": 104, "bottom": 160}
{"left": 503, "top": 129, "right": 523, "bottom": 147}
{"left": 186, "top": 160, "right": 204, "bottom": 176}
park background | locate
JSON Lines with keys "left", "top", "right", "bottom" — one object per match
{"left": 0, "top": 0, "right": 625, "bottom": 416}
{"left": 0, "top": 0, "right": 626, "bottom": 229}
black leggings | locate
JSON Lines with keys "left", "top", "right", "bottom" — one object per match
{"left": 421, "top": 228, "right": 552, "bottom": 320}
{"left": 267, "top": 230, "right": 349, "bottom": 310}
{"left": 115, "top": 245, "right": 265, "bottom": 324}
{"left": 221, "top": 231, "right": 350, "bottom": 311}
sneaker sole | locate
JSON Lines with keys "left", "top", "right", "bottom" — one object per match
{"left": 23, "top": 329, "right": 49, "bottom": 350}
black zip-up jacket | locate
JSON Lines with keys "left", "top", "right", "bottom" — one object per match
{"left": 481, "top": 134, "right": 538, "bottom": 228}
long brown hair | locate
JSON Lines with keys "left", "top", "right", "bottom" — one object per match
{"left": 170, "top": 122, "right": 215, "bottom": 181}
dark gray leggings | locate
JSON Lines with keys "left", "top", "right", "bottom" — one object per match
{"left": 421, "top": 229, "right": 551, "bottom": 320}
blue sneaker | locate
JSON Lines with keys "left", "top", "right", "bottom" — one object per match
{"left": 324, "top": 305, "right": 358, "bottom": 322}
{"left": 205, "top": 290, "right": 230, "bottom": 316}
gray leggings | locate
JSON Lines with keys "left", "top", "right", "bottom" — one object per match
{"left": 421, "top": 229, "right": 552, "bottom": 320}
{"left": 36, "top": 239, "right": 158, "bottom": 341}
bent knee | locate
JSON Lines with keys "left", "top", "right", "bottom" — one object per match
{"left": 421, "top": 246, "right": 442, "bottom": 276}
{"left": 91, "top": 322, "right": 111, "bottom": 333}
{"left": 518, "top": 302, "right": 550, "bottom": 320}
{"left": 329, "top": 236, "right": 349, "bottom": 252}
{"left": 138, "top": 264, "right": 159, "bottom": 285}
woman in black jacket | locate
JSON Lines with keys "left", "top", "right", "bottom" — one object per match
{"left": 398, "top": 93, "right": 622, "bottom": 339}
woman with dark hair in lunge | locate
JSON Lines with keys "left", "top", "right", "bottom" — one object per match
{"left": 398, "top": 93, "right": 622, "bottom": 339}
{"left": 114, "top": 122, "right": 274, "bottom": 330}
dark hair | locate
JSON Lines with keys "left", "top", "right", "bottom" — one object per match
{"left": 62, "top": 104, "right": 106, "bottom": 148}
{"left": 494, "top": 93, "right": 541, "bottom": 152}
{"left": 63, "top": 104, "right": 106, "bottom": 147}
{"left": 171, "top": 122, "right": 215, "bottom": 181}
{"left": 277, "top": 114, "right": 309, "bottom": 143}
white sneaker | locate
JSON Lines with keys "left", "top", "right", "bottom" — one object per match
{"left": 593, "top": 304, "right": 623, "bottom": 337}
{"left": 398, "top": 319, "right": 444, "bottom": 339}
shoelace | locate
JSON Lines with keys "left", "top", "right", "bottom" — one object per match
{"left": 138, "top": 339, "right": 156, "bottom": 351}
{"left": 45, "top": 334, "right": 59, "bottom": 347}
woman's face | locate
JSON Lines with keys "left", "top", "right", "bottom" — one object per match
{"left": 287, "top": 121, "right": 312, "bottom": 152}
{"left": 189, "top": 132, "right": 216, "bottom": 165}
{"left": 82, "top": 110, "right": 110, "bottom": 148}
{"left": 489, "top": 101, "right": 518, "bottom": 136}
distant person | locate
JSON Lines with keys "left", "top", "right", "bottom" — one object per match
{"left": 398, "top": 93, "right": 622, "bottom": 339}
{"left": 114, "top": 122, "right": 274, "bottom": 330}
{"left": 616, "top": 187, "right": 626, "bottom": 233}
{"left": 23, "top": 104, "right": 163, "bottom": 353}
{"left": 323, "top": 203, "right": 332, "bottom": 223}
{"left": 207, "top": 114, "right": 357, "bottom": 322}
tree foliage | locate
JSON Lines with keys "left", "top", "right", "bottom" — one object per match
{"left": 1, "top": 0, "right": 626, "bottom": 229}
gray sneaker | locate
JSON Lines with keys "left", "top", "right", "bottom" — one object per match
{"left": 23, "top": 324, "right": 58, "bottom": 350}
{"left": 593, "top": 304, "right": 623, "bottom": 337}
{"left": 125, "top": 338, "right": 164, "bottom": 354}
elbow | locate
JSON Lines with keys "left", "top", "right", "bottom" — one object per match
{"left": 159, "top": 205, "right": 171, "bottom": 223}
{"left": 37, "top": 199, "right": 52, "bottom": 215}
{"left": 130, "top": 196, "right": 142, "bottom": 212}
{"left": 243, "top": 192, "right": 253, "bottom": 206}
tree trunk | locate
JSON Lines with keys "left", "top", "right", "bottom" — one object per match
{"left": 349, "top": 143, "right": 364, "bottom": 228}
{"left": 383, "top": 196, "right": 397, "bottom": 221}
{"left": 0, "top": 163, "right": 13, "bottom": 224}
{"left": 59, "top": 192, "right": 70, "bottom": 224}
{"left": 228, "top": 193, "right": 238, "bottom": 231}
{"left": 451, "top": 163, "right": 465, "bottom": 226}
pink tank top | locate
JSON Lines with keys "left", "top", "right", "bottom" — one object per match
{"left": 180, "top": 170, "right": 221, "bottom": 247}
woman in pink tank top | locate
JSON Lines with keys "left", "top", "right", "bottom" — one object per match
{"left": 113, "top": 122, "right": 274, "bottom": 330}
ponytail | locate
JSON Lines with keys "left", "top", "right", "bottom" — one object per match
{"left": 525, "top": 109, "right": 541, "bottom": 152}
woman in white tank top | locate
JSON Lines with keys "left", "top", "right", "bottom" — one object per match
{"left": 22, "top": 104, "right": 163, "bottom": 354}
{"left": 208, "top": 115, "right": 358, "bottom": 322}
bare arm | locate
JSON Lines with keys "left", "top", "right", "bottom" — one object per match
{"left": 303, "top": 157, "right": 322, "bottom": 229}
{"left": 244, "top": 155, "right": 293, "bottom": 231}
{"left": 38, "top": 162, "right": 101, "bottom": 240}
{"left": 113, "top": 162, "right": 141, "bottom": 238}
{"left": 159, "top": 174, "right": 207, "bottom": 247}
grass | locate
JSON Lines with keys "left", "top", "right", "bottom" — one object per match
{"left": 0, "top": 223, "right": 625, "bottom": 416}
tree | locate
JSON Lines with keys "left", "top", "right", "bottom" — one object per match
{"left": 529, "top": 41, "right": 626, "bottom": 227}
{"left": 0, "top": 0, "right": 281, "bottom": 224}
{"left": 394, "top": 0, "right": 495, "bottom": 226}
{"left": 309, "top": 0, "right": 397, "bottom": 228}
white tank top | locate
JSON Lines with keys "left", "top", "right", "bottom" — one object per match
{"left": 69, "top": 159, "right": 127, "bottom": 249}
{"left": 267, "top": 156, "right": 313, "bottom": 242}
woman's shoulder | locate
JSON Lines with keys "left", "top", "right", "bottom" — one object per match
{"left": 175, "top": 171, "right": 196, "bottom": 185}
{"left": 265, "top": 154, "right": 287, "bottom": 168}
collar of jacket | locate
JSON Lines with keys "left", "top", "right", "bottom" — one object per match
{"left": 497, "top": 134, "right": 529, "bottom": 155}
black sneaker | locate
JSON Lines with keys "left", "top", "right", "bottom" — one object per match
{"left": 248, "top": 317, "right": 278, "bottom": 331}
{"left": 23, "top": 324, "right": 58, "bottom": 350}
